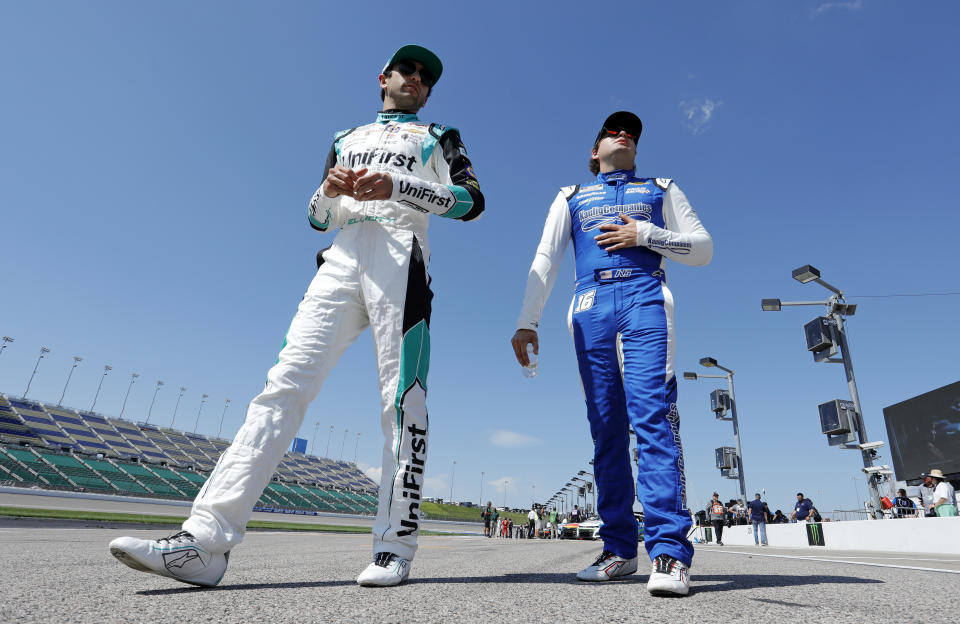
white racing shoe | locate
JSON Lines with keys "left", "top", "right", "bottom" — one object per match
{"left": 575, "top": 550, "right": 638, "bottom": 582}
{"left": 356, "top": 552, "right": 411, "bottom": 587}
{"left": 109, "top": 530, "right": 229, "bottom": 587}
{"left": 647, "top": 554, "right": 690, "bottom": 596}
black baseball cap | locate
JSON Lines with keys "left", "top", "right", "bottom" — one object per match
{"left": 382, "top": 45, "right": 443, "bottom": 86}
{"left": 594, "top": 111, "right": 643, "bottom": 146}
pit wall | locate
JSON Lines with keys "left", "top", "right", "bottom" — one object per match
{"left": 690, "top": 516, "right": 960, "bottom": 554}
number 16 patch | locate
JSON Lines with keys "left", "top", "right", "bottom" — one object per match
{"left": 574, "top": 290, "right": 596, "bottom": 313}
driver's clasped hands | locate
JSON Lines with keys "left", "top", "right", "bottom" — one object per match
{"left": 323, "top": 165, "right": 393, "bottom": 201}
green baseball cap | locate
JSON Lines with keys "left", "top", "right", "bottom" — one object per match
{"left": 382, "top": 44, "right": 443, "bottom": 86}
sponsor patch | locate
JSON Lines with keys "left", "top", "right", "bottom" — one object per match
{"left": 579, "top": 202, "right": 652, "bottom": 231}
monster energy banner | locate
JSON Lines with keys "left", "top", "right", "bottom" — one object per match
{"left": 806, "top": 522, "right": 826, "bottom": 546}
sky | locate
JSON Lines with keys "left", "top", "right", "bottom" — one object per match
{"left": 1, "top": 1, "right": 958, "bottom": 516}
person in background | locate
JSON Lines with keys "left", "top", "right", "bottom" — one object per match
{"left": 708, "top": 493, "right": 726, "bottom": 546}
{"left": 482, "top": 501, "right": 494, "bottom": 537}
{"left": 791, "top": 492, "right": 813, "bottom": 523}
{"left": 747, "top": 493, "right": 770, "bottom": 546}
{"left": 892, "top": 489, "right": 917, "bottom": 518}
{"left": 928, "top": 469, "right": 958, "bottom": 517}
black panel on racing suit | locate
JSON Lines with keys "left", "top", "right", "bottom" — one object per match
{"left": 436, "top": 128, "right": 484, "bottom": 222}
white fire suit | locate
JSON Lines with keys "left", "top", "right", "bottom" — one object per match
{"left": 182, "top": 111, "right": 484, "bottom": 561}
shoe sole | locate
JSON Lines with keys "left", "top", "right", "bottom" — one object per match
{"left": 110, "top": 547, "right": 156, "bottom": 574}
{"left": 648, "top": 586, "right": 690, "bottom": 597}
{"left": 357, "top": 577, "right": 408, "bottom": 587}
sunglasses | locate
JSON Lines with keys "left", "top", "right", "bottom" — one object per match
{"left": 391, "top": 60, "right": 435, "bottom": 88}
{"left": 602, "top": 127, "right": 639, "bottom": 142}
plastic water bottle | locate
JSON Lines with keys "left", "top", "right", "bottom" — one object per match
{"left": 522, "top": 343, "right": 538, "bottom": 378}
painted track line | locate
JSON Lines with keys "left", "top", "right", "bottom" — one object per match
{"left": 717, "top": 549, "right": 960, "bottom": 574}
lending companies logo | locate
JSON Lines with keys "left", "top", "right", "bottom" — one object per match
{"left": 579, "top": 203, "right": 652, "bottom": 231}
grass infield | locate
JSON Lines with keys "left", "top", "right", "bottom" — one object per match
{"left": 0, "top": 506, "right": 458, "bottom": 536}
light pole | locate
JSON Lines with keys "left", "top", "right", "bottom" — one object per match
{"left": 683, "top": 357, "right": 747, "bottom": 504}
{"left": 480, "top": 471, "right": 485, "bottom": 506}
{"left": 24, "top": 346, "right": 51, "bottom": 398}
{"left": 325, "top": 425, "right": 334, "bottom": 457}
{"left": 449, "top": 460, "right": 456, "bottom": 503}
{"left": 120, "top": 372, "right": 139, "bottom": 418}
{"left": 578, "top": 470, "right": 597, "bottom": 515}
{"left": 339, "top": 428, "right": 349, "bottom": 461}
{"left": 193, "top": 393, "right": 208, "bottom": 433}
{"left": 145, "top": 380, "right": 164, "bottom": 423}
{"left": 353, "top": 432, "right": 361, "bottom": 463}
{"left": 762, "top": 264, "right": 882, "bottom": 514}
{"left": 0, "top": 336, "right": 13, "bottom": 358}
{"left": 90, "top": 365, "right": 112, "bottom": 412}
{"left": 217, "top": 398, "right": 231, "bottom": 437}
{"left": 58, "top": 356, "right": 83, "bottom": 406}
{"left": 503, "top": 479, "right": 509, "bottom": 508}
{"left": 310, "top": 421, "right": 321, "bottom": 456}
{"left": 532, "top": 483, "right": 536, "bottom": 507}
{"left": 170, "top": 386, "right": 186, "bottom": 427}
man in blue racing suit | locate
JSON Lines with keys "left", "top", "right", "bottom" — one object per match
{"left": 511, "top": 111, "right": 711, "bottom": 596}
{"left": 109, "top": 45, "right": 484, "bottom": 589}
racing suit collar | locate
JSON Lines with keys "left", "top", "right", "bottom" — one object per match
{"left": 377, "top": 110, "right": 420, "bottom": 124}
{"left": 597, "top": 168, "right": 636, "bottom": 184}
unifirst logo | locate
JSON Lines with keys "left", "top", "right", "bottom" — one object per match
{"left": 398, "top": 181, "right": 454, "bottom": 210}
{"left": 579, "top": 203, "right": 652, "bottom": 231}
{"left": 397, "top": 423, "right": 427, "bottom": 537}
{"left": 342, "top": 148, "right": 417, "bottom": 171}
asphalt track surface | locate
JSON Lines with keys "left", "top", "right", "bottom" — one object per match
{"left": 2, "top": 520, "right": 960, "bottom": 624}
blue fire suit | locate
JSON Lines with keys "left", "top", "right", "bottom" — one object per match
{"left": 517, "top": 169, "right": 712, "bottom": 566}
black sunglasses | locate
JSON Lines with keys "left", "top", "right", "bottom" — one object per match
{"left": 391, "top": 59, "right": 435, "bottom": 88}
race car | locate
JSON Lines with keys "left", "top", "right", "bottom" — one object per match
{"left": 560, "top": 517, "right": 603, "bottom": 540}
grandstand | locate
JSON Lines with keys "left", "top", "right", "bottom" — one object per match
{"left": 0, "top": 392, "right": 378, "bottom": 515}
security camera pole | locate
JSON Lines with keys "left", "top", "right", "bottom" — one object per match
{"left": 683, "top": 358, "right": 746, "bottom": 504}
{"left": 761, "top": 264, "right": 881, "bottom": 515}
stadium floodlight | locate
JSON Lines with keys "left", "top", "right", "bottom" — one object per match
{"left": 217, "top": 398, "right": 231, "bottom": 438}
{"left": 761, "top": 298, "right": 782, "bottom": 312}
{"left": 682, "top": 371, "right": 698, "bottom": 380}
{"left": 90, "top": 365, "right": 112, "bottom": 412}
{"left": 120, "top": 372, "right": 139, "bottom": 419}
{"left": 193, "top": 392, "right": 208, "bottom": 433}
{"left": 858, "top": 441, "right": 885, "bottom": 451}
{"left": 792, "top": 265, "right": 821, "bottom": 284}
{"left": 58, "top": 356, "right": 83, "bottom": 406}
{"left": 325, "top": 425, "right": 335, "bottom": 457}
{"left": 145, "top": 380, "right": 165, "bottom": 424}
{"left": 861, "top": 465, "right": 890, "bottom": 475}
{"left": 699, "top": 357, "right": 718, "bottom": 368}
{"left": 170, "top": 386, "right": 187, "bottom": 428}
{"left": 763, "top": 264, "right": 882, "bottom": 515}
{"left": 23, "top": 346, "right": 51, "bottom": 398}
{"left": 0, "top": 336, "right": 14, "bottom": 358}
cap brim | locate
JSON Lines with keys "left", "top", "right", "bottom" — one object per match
{"left": 383, "top": 44, "right": 443, "bottom": 85}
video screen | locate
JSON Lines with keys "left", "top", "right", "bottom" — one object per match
{"left": 883, "top": 381, "right": 960, "bottom": 481}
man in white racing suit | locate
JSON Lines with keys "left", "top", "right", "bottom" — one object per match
{"left": 109, "top": 44, "right": 484, "bottom": 588}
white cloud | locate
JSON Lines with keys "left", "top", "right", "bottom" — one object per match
{"left": 490, "top": 429, "right": 543, "bottom": 448}
{"left": 358, "top": 461, "right": 381, "bottom": 483}
{"left": 679, "top": 98, "right": 722, "bottom": 136}
{"left": 812, "top": 0, "right": 863, "bottom": 17}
